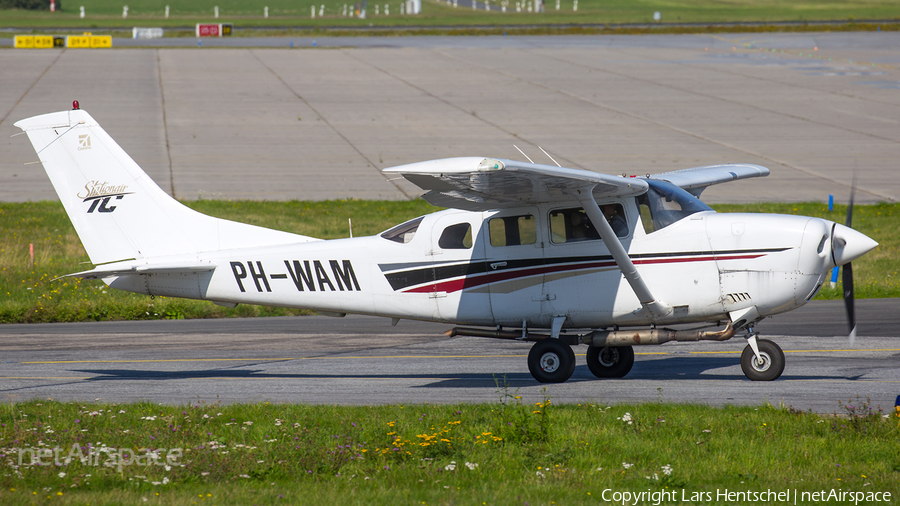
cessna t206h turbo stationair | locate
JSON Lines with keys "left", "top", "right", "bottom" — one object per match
{"left": 16, "top": 105, "right": 878, "bottom": 383}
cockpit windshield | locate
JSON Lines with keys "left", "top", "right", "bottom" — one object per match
{"left": 636, "top": 179, "right": 713, "bottom": 234}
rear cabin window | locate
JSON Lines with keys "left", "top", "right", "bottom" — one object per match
{"left": 489, "top": 215, "right": 536, "bottom": 247}
{"left": 438, "top": 223, "right": 473, "bottom": 249}
{"left": 549, "top": 205, "right": 627, "bottom": 244}
{"left": 381, "top": 216, "right": 423, "bottom": 244}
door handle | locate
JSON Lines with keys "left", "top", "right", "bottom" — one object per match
{"left": 490, "top": 262, "right": 507, "bottom": 270}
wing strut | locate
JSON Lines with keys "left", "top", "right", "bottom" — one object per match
{"left": 576, "top": 187, "right": 673, "bottom": 319}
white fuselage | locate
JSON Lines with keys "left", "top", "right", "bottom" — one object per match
{"left": 107, "top": 198, "right": 836, "bottom": 331}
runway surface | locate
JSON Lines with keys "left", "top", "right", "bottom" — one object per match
{"left": 2, "top": 32, "right": 899, "bottom": 203}
{"left": 1, "top": 298, "right": 897, "bottom": 413}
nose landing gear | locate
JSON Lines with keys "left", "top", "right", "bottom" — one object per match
{"left": 740, "top": 332, "right": 785, "bottom": 381}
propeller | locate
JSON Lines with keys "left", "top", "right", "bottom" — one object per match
{"left": 842, "top": 174, "right": 857, "bottom": 345}
{"left": 842, "top": 254, "right": 856, "bottom": 345}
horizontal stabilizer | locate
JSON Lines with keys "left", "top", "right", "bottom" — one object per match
{"left": 60, "top": 259, "right": 218, "bottom": 280}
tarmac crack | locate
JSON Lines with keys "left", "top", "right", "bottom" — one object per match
{"left": 439, "top": 47, "right": 894, "bottom": 202}
{"left": 247, "top": 49, "right": 412, "bottom": 199}
{"left": 0, "top": 49, "right": 65, "bottom": 127}
{"left": 156, "top": 49, "right": 176, "bottom": 198}
{"left": 342, "top": 49, "right": 587, "bottom": 170}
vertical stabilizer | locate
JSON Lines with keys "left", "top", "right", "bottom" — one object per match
{"left": 15, "top": 109, "right": 317, "bottom": 265}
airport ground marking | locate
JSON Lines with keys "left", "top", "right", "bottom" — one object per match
{"left": 21, "top": 348, "right": 897, "bottom": 365}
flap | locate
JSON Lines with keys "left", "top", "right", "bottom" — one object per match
{"left": 384, "top": 157, "right": 648, "bottom": 211}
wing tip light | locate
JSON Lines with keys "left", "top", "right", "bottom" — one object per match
{"left": 477, "top": 158, "right": 505, "bottom": 171}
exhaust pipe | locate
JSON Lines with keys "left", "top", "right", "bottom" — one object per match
{"left": 582, "top": 321, "right": 735, "bottom": 347}
{"left": 446, "top": 322, "right": 735, "bottom": 347}
{"left": 444, "top": 327, "right": 550, "bottom": 341}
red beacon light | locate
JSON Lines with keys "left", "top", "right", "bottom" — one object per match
{"left": 72, "top": 100, "right": 80, "bottom": 110}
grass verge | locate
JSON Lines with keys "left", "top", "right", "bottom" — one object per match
{"left": 0, "top": 393, "right": 898, "bottom": 505}
{"left": 0, "top": 200, "right": 897, "bottom": 324}
{"left": 1, "top": 0, "right": 898, "bottom": 31}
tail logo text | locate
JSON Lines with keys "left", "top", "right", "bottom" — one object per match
{"left": 77, "top": 181, "right": 133, "bottom": 213}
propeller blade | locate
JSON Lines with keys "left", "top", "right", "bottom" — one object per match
{"left": 845, "top": 172, "right": 855, "bottom": 228}
{"left": 843, "top": 262, "right": 856, "bottom": 346}
{"left": 843, "top": 170, "right": 858, "bottom": 346}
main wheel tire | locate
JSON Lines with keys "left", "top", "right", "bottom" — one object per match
{"left": 586, "top": 345, "right": 635, "bottom": 378}
{"left": 527, "top": 339, "right": 576, "bottom": 383}
{"left": 740, "top": 339, "right": 785, "bottom": 381}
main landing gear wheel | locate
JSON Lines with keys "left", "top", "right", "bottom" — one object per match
{"left": 586, "top": 345, "right": 635, "bottom": 378}
{"left": 740, "top": 339, "right": 785, "bottom": 381}
{"left": 527, "top": 339, "right": 576, "bottom": 383}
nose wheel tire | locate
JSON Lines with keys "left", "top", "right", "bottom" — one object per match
{"left": 586, "top": 345, "right": 635, "bottom": 378}
{"left": 527, "top": 339, "right": 576, "bottom": 383}
{"left": 740, "top": 338, "right": 785, "bottom": 381}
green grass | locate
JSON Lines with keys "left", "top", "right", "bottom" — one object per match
{"left": 0, "top": 200, "right": 896, "bottom": 324}
{"left": 1, "top": 0, "right": 898, "bottom": 31}
{"left": 0, "top": 199, "right": 436, "bottom": 323}
{"left": 0, "top": 394, "right": 898, "bottom": 505}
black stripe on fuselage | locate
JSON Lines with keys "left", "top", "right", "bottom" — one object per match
{"left": 381, "top": 247, "right": 789, "bottom": 292}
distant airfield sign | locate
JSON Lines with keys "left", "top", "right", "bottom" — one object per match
{"left": 196, "top": 23, "right": 233, "bottom": 37}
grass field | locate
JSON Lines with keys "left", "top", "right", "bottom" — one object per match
{"left": 0, "top": 200, "right": 896, "bottom": 324}
{"left": 0, "top": 395, "right": 898, "bottom": 505}
{"left": 1, "top": 0, "right": 898, "bottom": 31}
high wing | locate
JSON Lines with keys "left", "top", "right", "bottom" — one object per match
{"left": 648, "top": 163, "right": 769, "bottom": 197}
{"left": 384, "top": 157, "right": 649, "bottom": 211}
{"left": 385, "top": 156, "right": 672, "bottom": 319}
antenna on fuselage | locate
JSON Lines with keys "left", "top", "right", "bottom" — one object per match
{"left": 538, "top": 146, "right": 561, "bottom": 167}
{"left": 513, "top": 144, "right": 534, "bottom": 164}
{"left": 342, "top": 177, "right": 353, "bottom": 238}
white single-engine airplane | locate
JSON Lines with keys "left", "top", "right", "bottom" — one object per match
{"left": 16, "top": 104, "right": 878, "bottom": 383}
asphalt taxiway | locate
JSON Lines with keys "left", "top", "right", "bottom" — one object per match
{"left": 1, "top": 32, "right": 898, "bottom": 411}
{"left": 1, "top": 299, "right": 897, "bottom": 412}
{"left": 2, "top": 32, "right": 899, "bottom": 203}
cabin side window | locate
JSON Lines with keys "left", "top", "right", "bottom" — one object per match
{"left": 489, "top": 214, "right": 536, "bottom": 247}
{"left": 381, "top": 216, "right": 424, "bottom": 244}
{"left": 549, "top": 205, "right": 627, "bottom": 244}
{"left": 438, "top": 223, "right": 473, "bottom": 249}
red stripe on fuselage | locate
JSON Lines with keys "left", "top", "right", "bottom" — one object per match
{"left": 401, "top": 253, "right": 765, "bottom": 294}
